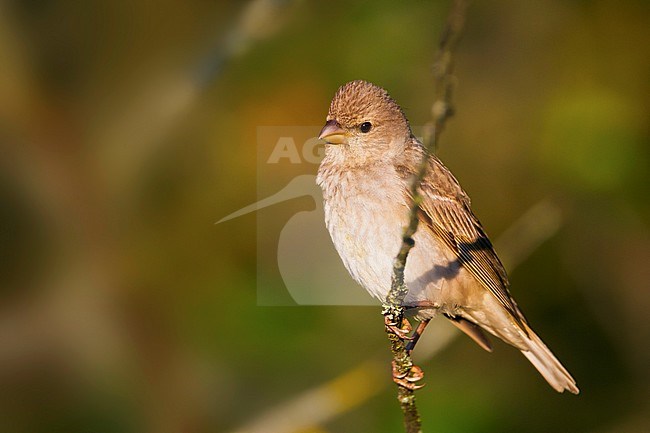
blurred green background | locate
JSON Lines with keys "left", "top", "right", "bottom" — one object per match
{"left": 1, "top": 1, "right": 649, "bottom": 432}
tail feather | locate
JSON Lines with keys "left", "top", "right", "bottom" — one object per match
{"left": 458, "top": 301, "right": 578, "bottom": 394}
{"left": 445, "top": 315, "right": 493, "bottom": 352}
{"left": 521, "top": 327, "right": 579, "bottom": 394}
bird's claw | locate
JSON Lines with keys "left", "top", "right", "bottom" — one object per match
{"left": 392, "top": 360, "right": 425, "bottom": 390}
{"left": 384, "top": 316, "right": 415, "bottom": 340}
{"left": 385, "top": 312, "right": 425, "bottom": 390}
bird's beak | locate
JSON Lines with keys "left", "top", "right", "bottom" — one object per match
{"left": 318, "top": 120, "right": 347, "bottom": 145}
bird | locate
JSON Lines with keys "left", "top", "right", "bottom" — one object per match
{"left": 316, "top": 79, "right": 578, "bottom": 394}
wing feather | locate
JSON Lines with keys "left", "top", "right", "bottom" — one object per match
{"left": 409, "top": 149, "right": 528, "bottom": 333}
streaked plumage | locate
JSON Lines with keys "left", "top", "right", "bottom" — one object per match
{"left": 317, "top": 80, "right": 578, "bottom": 394}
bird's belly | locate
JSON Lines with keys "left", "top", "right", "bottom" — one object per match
{"left": 325, "top": 195, "right": 463, "bottom": 309}
{"left": 326, "top": 197, "right": 403, "bottom": 301}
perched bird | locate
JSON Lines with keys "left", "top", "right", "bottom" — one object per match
{"left": 317, "top": 80, "right": 578, "bottom": 394}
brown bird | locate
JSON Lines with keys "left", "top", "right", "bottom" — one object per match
{"left": 317, "top": 80, "right": 578, "bottom": 394}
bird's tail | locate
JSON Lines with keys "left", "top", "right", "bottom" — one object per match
{"left": 520, "top": 325, "right": 579, "bottom": 394}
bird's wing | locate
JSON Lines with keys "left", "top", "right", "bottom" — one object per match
{"left": 412, "top": 152, "right": 528, "bottom": 333}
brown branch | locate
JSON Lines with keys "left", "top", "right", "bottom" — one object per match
{"left": 382, "top": 1, "right": 470, "bottom": 432}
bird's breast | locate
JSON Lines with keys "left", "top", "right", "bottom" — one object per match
{"left": 318, "top": 164, "right": 470, "bottom": 310}
{"left": 323, "top": 178, "right": 406, "bottom": 301}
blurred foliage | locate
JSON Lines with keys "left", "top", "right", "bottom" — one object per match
{"left": 0, "top": 1, "right": 649, "bottom": 433}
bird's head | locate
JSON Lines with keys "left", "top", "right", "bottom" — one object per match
{"left": 318, "top": 80, "right": 412, "bottom": 165}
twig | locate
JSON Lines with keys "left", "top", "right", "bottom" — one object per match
{"left": 382, "top": 1, "right": 470, "bottom": 431}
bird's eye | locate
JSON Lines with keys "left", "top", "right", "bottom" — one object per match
{"left": 359, "top": 122, "right": 372, "bottom": 133}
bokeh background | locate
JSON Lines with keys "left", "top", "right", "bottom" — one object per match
{"left": 1, "top": 1, "right": 649, "bottom": 432}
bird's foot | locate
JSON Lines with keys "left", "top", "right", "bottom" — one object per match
{"left": 392, "top": 360, "right": 425, "bottom": 390}
{"left": 384, "top": 315, "right": 415, "bottom": 340}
